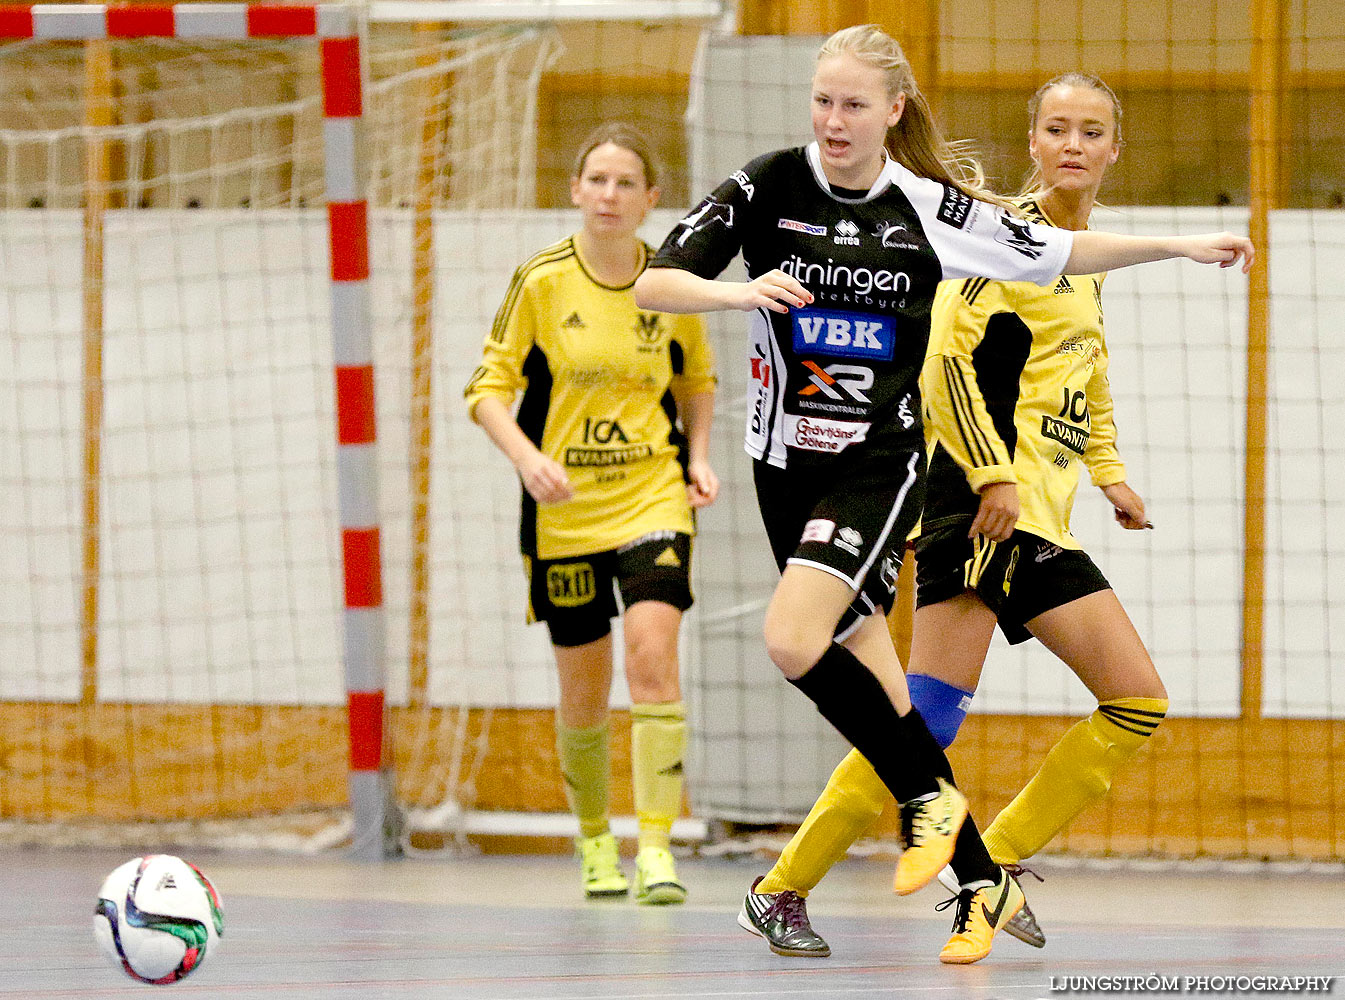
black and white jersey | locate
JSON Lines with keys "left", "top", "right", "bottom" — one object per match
{"left": 650, "top": 143, "right": 1074, "bottom": 470}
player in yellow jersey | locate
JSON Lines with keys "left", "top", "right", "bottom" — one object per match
{"left": 743, "top": 75, "right": 1182, "bottom": 964}
{"left": 465, "top": 124, "right": 718, "bottom": 904}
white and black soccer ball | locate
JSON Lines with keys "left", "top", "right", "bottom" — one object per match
{"left": 93, "top": 854, "right": 224, "bottom": 984}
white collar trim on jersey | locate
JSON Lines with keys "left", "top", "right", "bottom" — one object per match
{"left": 805, "top": 141, "right": 901, "bottom": 203}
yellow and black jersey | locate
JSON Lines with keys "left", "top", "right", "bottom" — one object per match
{"left": 464, "top": 236, "right": 716, "bottom": 560}
{"left": 920, "top": 199, "right": 1126, "bottom": 549}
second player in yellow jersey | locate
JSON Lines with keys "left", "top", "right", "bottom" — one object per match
{"left": 466, "top": 235, "right": 714, "bottom": 560}
{"left": 922, "top": 196, "right": 1123, "bottom": 550}
{"left": 466, "top": 124, "right": 718, "bottom": 908}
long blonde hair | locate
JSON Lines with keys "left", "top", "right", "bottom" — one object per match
{"left": 818, "top": 25, "right": 1014, "bottom": 212}
{"left": 1020, "top": 73, "right": 1123, "bottom": 201}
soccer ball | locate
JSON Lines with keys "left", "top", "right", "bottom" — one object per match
{"left": 93, "top": 854, "right": 224, "bottom": 984}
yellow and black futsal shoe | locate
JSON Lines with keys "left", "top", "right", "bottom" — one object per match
{"left": 634, "top": 846, "right": 687, "bottom": 905}
{"left": 893, "top": 778, "right": 968, "bottom": 895}
{"left": 936, "top": 864, "right": 1046, "bottom": 949}
{"left": 936, "top": 868, "right": 1026, "bottom": 964}
{"left": 576, "top": 831, "right": 629, "bottom": 899}
{"left": 737, "top": 876, "right": 831, "bottom": 957}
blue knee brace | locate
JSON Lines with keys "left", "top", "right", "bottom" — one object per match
{"left": 907, "top": 673, "right": 975, "bottom": 749}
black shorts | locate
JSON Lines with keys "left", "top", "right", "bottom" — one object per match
{"left": 525, "top": 530, "right": 694, "bottom": 648}
{"left": 913, "top": 523, "right": 1111, "bottom": 644}
{"left": 753, "top": 451, "right": 925, "bottom": 640}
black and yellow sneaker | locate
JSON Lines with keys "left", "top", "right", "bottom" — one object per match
{"left": 936, "top": 869, "right": 1026, "bottom": 964}
{"left": 892, "top": 777, "right": 968, "bottom": 895}
{"left": 737, "top": 876, "right": 831, "bottom": 957}
{"left": 576, "top": 831, "right": 628, "bottom": 899}
{"left": 634, "top": 846, "right": 686, "bottom": 905}
{"left": 936, "top": 863, "right": 1046, "bottom": 948}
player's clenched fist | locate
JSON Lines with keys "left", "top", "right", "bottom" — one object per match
{"left": 516, "top": 451, "right": 573, "bottom": 505}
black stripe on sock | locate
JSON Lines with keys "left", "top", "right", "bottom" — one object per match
{"left": 1098, "top": 705, "right": 1163, "bottom": 727}
{"left": 1097, "top": 709, "right": 1160, "bottom": 737}
{"left": 1101, "top": 705, "right": 1167, "bottom": 722}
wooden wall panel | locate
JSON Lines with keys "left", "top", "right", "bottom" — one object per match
{"left": 2, "top": 705, "right": 1340, "bottom": 859}
{"left": 532, "top": 23, "right": 702, "bottom": 208}
{"left": 536, "top": 73, "right": 691, "bottom": 208}
{"left": 739, "top": 1, "right": 901, "bottom": 36}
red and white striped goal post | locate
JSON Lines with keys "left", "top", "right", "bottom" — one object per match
{"left": 4, "top": 3, "right": 397, "bottom": 860}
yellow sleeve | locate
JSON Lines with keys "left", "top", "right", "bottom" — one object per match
{"left": 669, "top": 314, "right": 716, "bottom": 397}
{"left": 1083, "top": 334, "right": 1127, "bottom": 487}
{"left": 921, "top": 277, "right": 1017, "bottom": 492}
{"left": 463, "top": 262, "right": 539, "bottom": 420}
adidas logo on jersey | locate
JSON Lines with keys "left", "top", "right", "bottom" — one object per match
{"left": 562, "top": 312, "right": 586, "bottom": 328}
{"left": 654, "top": 546, "right": 681, "bottom": 568}
{"left": 1053, "top": 276, "right": 1074, "bottom": 295}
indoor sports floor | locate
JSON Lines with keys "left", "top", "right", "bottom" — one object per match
{"left": 3, "top": 847, "right": 1342, "bottom": 998}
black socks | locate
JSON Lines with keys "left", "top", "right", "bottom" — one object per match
{"left": 790, "top": 641, "right": 999, "bottom": 886}
{"left": 789, "top": 642, "right": 937, "bottom": 802}
{"left": 902, "top": 708, "right": 998, "bottom": 885}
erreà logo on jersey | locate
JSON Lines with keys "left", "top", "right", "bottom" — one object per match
{"left": 792, "top": 308, "right": 895, "bottom": 361}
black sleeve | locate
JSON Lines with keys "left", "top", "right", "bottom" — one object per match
{"left": 649, "top": 150, "right": 777, "bottom": 279}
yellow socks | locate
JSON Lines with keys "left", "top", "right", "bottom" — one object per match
{"left": 631, "top": 701, "right": 686, "bottom": 852}
{"left": 757, "top": 748, "right": 889, "bottom": 897}
{"left": 982, "top": 696, "right": 1168, "bottom": 864}
{"left": 556, "top": 717, "right": 611, "bottom": 840}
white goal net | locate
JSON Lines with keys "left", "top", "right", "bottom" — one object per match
{"left": 0, "top": 15, "right": 561, "bottom": 847}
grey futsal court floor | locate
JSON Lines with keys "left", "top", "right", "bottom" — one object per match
{"left": 3, "top": 847, "right": 1342, "bottom": 998}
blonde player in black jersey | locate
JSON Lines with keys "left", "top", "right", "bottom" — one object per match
{"left": 746, "top": 72, "right": 1182, "bottom": 964}
{"left": 465, "top": 124, "right": 718, "bottom": 905}
{"left": 639, "top": 24, "right": 1250, "bottom": 964}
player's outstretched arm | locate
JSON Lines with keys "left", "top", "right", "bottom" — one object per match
{"left": 635, "top": 266, "right": 813, "bottom": 315}
{"left": 1066, "top": 230, "right": 1255, "bottom": 276}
